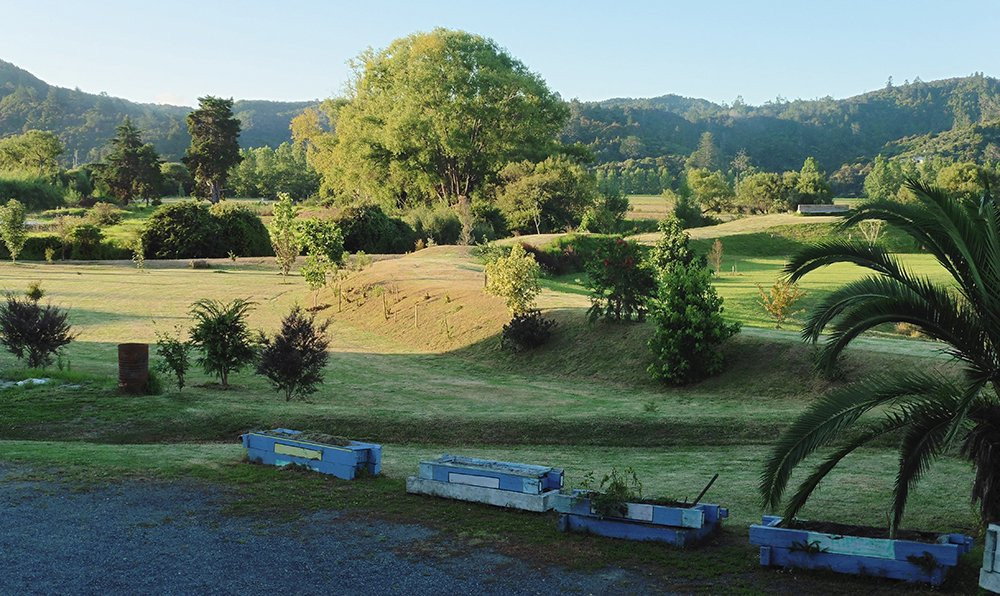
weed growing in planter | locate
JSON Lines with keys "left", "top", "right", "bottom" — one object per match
{"left": 579, "top": 467, "right": 643, "bottom": 518}
{"left": 256, "top": 306, "right": 330, "bottom": 401}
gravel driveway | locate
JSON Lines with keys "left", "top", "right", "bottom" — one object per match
{"left": 0, "top": 466, "right": 654, "bottom": 595}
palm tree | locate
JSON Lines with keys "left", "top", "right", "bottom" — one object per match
{"left": 760, "top": 180, "right": 1000, "bottom": 535}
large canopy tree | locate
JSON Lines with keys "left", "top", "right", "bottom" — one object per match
{"left": 325, "top": 29, "right": 568, "bottom": 207}
{"left": 184, "top": 96, "right": 242, "bottom": 203}
{"left": 760, "top": 180, "right": 1000, "bottom": 534}
{"left": 98, "top": 117, "right": 163, "bottom": 205}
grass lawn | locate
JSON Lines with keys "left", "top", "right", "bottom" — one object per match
{"left": 0, "top": 214, "right": 984, "bottom": 593}
{"left": 627, "top": 194, "right": 674, "bottom": 220}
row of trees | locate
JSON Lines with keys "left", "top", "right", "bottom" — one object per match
{"left": 864, "top": 154, "right": 1000, "bottom": 202}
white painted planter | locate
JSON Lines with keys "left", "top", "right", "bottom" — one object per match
{"left": 983, "top": 524, "right": 1000, "bottom": 593}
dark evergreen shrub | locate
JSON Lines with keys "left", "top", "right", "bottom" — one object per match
{"left": 500, "top": 310, "right": 555, "bottom": 352}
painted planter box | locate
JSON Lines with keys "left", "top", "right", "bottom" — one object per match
{"left": 749, "top": 515, "right": 973, "bottom": 586}
{"left": 406, "top": 454, "right": 563, "bottom": 512}
{"left": 982, "top": 523, "right": 1000, "bottom": 593}
{"left": 552, "top": 490, "right": 728, "bottom": 547}
{"left": 241, "top": 428, "right": 381, "bottom": 480}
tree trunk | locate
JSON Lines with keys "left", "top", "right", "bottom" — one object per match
{"left": 210, "top": 181, "right": 221, "bottom": 204}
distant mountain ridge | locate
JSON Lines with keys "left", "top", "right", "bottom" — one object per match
{"left": 563, "top": 74, "right": 1000, "bottom": 171}
{"left": 2, "top": 58, "right": 999, "bottom": 172}
{"left": 0, "top": 59, "right": 314, "bottom": 162}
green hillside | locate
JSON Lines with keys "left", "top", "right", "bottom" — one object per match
{"left": 562, "top": 74, "right": 1000, "bottom": 171}
{"left": 0, "top": 59, "right": 314, "bottom": 162}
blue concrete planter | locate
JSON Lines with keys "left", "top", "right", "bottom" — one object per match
{"left": 241, "top": 428, "right": 381, "bottom": 480}
{"left": 750, "top": 515, "right": 973, "bottom": 586}
{"left": 406, "top": 455, "right": 564, "bottom": 512}
{"left": 982, "top": 523, "right": 1000, "bottom": 593}
{"left": 552, "top": 489, "right": 728, "bottom": 547}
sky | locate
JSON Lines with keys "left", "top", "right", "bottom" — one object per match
{"left": 2, "top": 0, "right": 998, "bottom": 108}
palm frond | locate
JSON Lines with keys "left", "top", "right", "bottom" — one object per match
{"left": 890, "top": 391, "right": 967, "bottom": 534}
{"left": 782, "top": 415, "right": 910, "bottom": 522}
{"left": 759, "top": 372, "right": 955, "bottom": 511}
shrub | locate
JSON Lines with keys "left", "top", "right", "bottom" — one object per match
{"left": 647, "top": 261, "right": 740, "bottom": 385}
{"left": 142, "top": 202, "right": 221, "bottom": 259}
{"left": 0, "top": 292, "right": 75, "bottom": 368}
{"left": 296, "top": 218, "right": 344, "bottom": 263}
{"left": 586, "top": 238, "right": 656, "bottom": 322}
{"left": 648, "top": 216, "right": 695, "bottom": 273}
{"left": 189, "top": 298, "right": 257, "bottom": 388}
{"left": 69, "top": 224, "right": 104, "bottom": 260}
{"left": 500, "top": 310, "right": 555, "bottom": 352}
{"left": 155, "top": 326, "right": 192, "bottom": 391}
{"left": 269, "top": 193, "right": 299, "bottom": 276}
{"left": 0, "top": 176, "right": 64, "bottom": 211}
{"left": 0, "top": 199, "right": 28, "bottom": 262}
{"left": 670, "top": 191, "right": 704, "bottom": 228}
{"left": 406, "top": 203, "right": 461, "bottom": 245}
{"left": 256, "top": 306, "right": 331, "bottom": 401}
{"left": 484, "top": 242, "right": 541, "bottom": 315}
{"left": 579, "top": 192, "right": 629, "bottom": 234}
{"left": 756, "top": 278, "right": 806, "bottom": 329}
{"left": 530, "top": 233, "right": 615, "bottom": 275}
{"left": 87, "top": 202, "right": 124, "bottom": 226}
{"left": 334, "top": 204, "right": 414, "bottom": 254}
{"left": 210, "top": 202, "right": 272, "bottom": 257}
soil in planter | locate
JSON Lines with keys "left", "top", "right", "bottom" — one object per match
{"left": 257, "top": 430, "right": 351, "bottom": 446}
{"left": 783, "top": 519, "right": 943, "bottom": 543}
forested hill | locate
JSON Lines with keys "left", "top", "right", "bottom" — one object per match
{"left": 562, "top": 74, "right": 1000, "bottom": 171}
{"left": 0, "top": 60, "right": 314, "bottom": 162}
{"left": 4, "top": 57, "right": 1000, "bottom": 172}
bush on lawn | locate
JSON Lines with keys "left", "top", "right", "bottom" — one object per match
{"left": 334, "top": 204, "right": 414, "bottom": 254}
{"left": 0, "top": 176, "right": 64, "bottom": 211}
{"left": 210, "top": 202, "right": 272, "bottom": 258}
{"left": 500, "top": 310, "right": 555, "bottom": 352}
{"left": 0, "top": 291, "right": 76, "bottom": 368}
{"left": 256, "top": 306, "right": 331, "bottom": 401}
{"left": 586, "top": 237, "right": 656, "bottom": 322}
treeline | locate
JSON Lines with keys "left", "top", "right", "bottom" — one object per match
{"left": 562, "top": 74, "right": 1000, "bottom": 173}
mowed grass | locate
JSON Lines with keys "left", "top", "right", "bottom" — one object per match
{"left": 627, "top": 194, "right": 674, "bottom": 220}
{"left": 0, "top": 246, "right": 959, "bottom": 446}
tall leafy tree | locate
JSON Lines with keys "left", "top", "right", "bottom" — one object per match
{"left": 98, "top": 117, "right": 163, "bottom": 206}
{"left": 328, "top": 29, "right": 569, "bottom": 207}
{"left": 0, "top": 130, "right": 63, "bottom": 175}
{"left": 761, "top": 180, "right": 1000, "bottom": 534}
{"left": 794, "top": 157, "right": 832, "bottom": 204}
{"left": 687, "top": 132, "right": 722, "bottom": 171}
{"left": 496, "top": 156, "right": 598, "bottom": 233}
{"left": 184, "top": 96, "right": 242, "bottom": 203}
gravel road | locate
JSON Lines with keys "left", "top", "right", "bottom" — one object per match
{"left": 0, "top": 466, "right": 654, "bottom": 595}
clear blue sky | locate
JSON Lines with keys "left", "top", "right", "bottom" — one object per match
{"left": 3, "top": 0, "right": 998, "bottom": 107}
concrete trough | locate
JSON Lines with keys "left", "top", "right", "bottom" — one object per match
{"left": 552, "top": 490, "right": 728, "bottom": 547}
{"left": 241, "top": 428, "right": 381, "bottom": 480}
{"left": 750, "top": 515, "right": 973, "bottom": 586}
{"left": 982, "top": 524, "right": 1000, "bottom": 593}
{"left": 406, "top": 454, "right": 563, "bottom": 512}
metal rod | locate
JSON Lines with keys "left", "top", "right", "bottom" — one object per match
{"left": 692, "top": 473, "right": 719, "bottom": 505}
